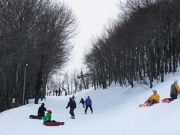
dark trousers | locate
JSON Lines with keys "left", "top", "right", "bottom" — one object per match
{"left": 69, "top": 108, "right": 75, "bottom": 116}
{"left": 85, "top": 105, "right": 93, "bottom": 113}
{"left": 171, "top": 94, "right": 177, "bottom": 101}
{"left": 146, "top": 99, "right": 158, "bottom": 105}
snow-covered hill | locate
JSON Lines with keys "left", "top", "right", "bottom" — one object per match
{"left": 1, "top": 72, "right": 180, "bottom": 135}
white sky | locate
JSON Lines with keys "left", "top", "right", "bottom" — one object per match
{"left": 1, "top": 72, "right": 180, "bottom": 134}
{"left": 56, "top": 0, "right": 124, "bottom": 72}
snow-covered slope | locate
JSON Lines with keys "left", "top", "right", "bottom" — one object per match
{"left": 1, "top": 72, "right": 180, "bottom": 135}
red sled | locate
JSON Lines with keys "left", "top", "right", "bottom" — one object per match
{"left": 138, "top": 102, "right": 152, "bottom": 108}
{"left": 44, "top": 122, "right": 65, "bottom": 126}
{"left": 161, "top": 98, "right": 171, "bottom": 103}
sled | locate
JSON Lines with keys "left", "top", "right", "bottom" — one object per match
{"left": 44, "top": 121, "right": 65, "bottom": 126}
{"left": 161, "top": 98, "right": 171, "bottom": 103}
{"left": 138, "top": 102, "right": 152, "bottom": 108}
{"left": 29, "top": 115, "right": 44, "bottom": 120}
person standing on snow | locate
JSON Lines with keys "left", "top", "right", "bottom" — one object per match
{"left": 145, "top": 90, "right": 160, "bottom": 106}
{"left": 38, "top": 103, "right": 47, "bottom": 117}
{"left": 65, "top": 91, "right": 68, "bottom": 96}
{"left": 85, "top": 96, "right": 93, "bottom": 114}
{"left": 170, "top": 79, "right": 180, "bottom": 101}
{"left": 66, "top": 97, "right": 76, "bottom": 119}
{"left": 79, "top": 98, "right": 85, "bottom": 108}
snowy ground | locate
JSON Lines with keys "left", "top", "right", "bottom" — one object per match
{"left": 1, "top": 72, "right": 180, "bottom": 135}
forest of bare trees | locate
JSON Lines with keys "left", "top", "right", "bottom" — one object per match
{"left": 48, "top": 69, "right": 90, "bottom": 97}
{"left": 2, "top": 0, "right": 180, "bottom": 113}
{"left": 84, "top": 0, "right": 180, "bottom": 89}
{"left": 0, "top": 0, "right": 77, "bottom": 112}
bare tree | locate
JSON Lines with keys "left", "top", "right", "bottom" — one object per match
{"left": 0, "top": 0, "right": 77, "bottom": 112}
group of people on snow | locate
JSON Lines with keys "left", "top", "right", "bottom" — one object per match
{"left": 37, "top": 95, "right": 93, "bottom": 124}
{"left": 37, "top": 103, "right": 52, "bottom": 124}
{"left": 66, "top": 95, "right": 93, "bottom": 119}
{"left": 144, "top": 79, "right": 180, "bottom": 106}
{"left": 38, "top": 79, "right": 180, "bottom": 124}
{"left": 37, "top": 103, "right": 51, "bottom": 124}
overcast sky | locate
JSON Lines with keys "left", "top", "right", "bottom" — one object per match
{"left": 55, "top": 0, "right": 125, "bottom": 73}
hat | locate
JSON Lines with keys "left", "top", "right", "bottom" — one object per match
{"left": 152, "top": 90, "right": 157, "bottom": 93}
{"left": 47, "top": 110, "right": 52, "bottom": 113}
{"left": 174, "top": 79, "right": 178, "bottom": 83}
{"left": 42, "top": 103, "right": 45, "bottom": 105}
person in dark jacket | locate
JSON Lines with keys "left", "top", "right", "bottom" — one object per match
{"left": 85, "top": 96, "right": 93, "bottom": 114}
{"left": 66, "top": 97, "right": 76, "bottom": 119}
{"left": 79, "top": 98, "right": 85, "bottom": 108}
{"left": 170, "top": 79, "right": 180, "bottom": 101}
{"left": 38, "top": 103, "right": 47, "bottom": 117}
{"left": 72, "top": 95, "right": 76, "bottom": 101}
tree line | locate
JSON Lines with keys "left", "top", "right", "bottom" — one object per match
{"left": 47, "top": 69, "right": 90, "bottom": 97}
{"left": 0, "top": 0, "right": 77, "bottom": 112}
{"left": 84, "top": 0, "right": 180, "bottom": 89}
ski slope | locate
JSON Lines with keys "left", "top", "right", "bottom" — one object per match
{"left": 1, "top": 72, "right": 180, "bottom": 135}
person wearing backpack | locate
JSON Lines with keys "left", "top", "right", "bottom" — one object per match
{"left": 170, "top": 79, "right": 180, "bottom": 101}
{"left": 79, "top": 98, "right": 85, "bottom": 108}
